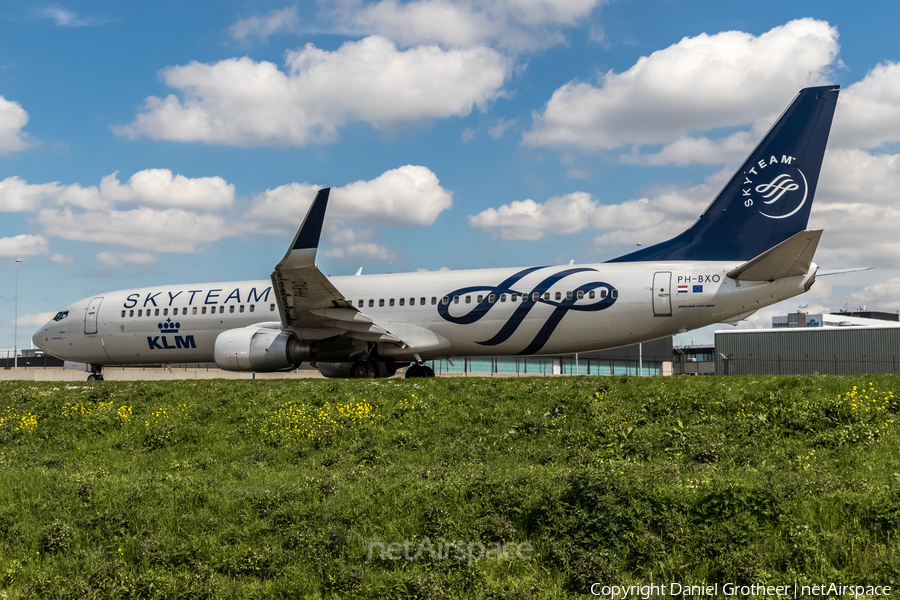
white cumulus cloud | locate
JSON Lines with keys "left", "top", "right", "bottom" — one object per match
{"left": 342, "top": 0, "right": 603, "bottom": 51}
{"left": 0, "top": 170, "right": 234, "bottom": 212}
{"left": 229, "top": 5, "right": 300, "bottom": 43}
{"left": 809, "top": 148, "right": 900, "bottom": 269}
{"left": 0, "top": 96, "right": 31, "bottom": 155}
{"left": 37, "top": 207, "right": 230, "bottom": 253}
{"left": 830, "top": 61, "right": 900, "bottom": 150}
{"left": 524, "top": 19, "right": 839, "bottom": 150}
{"left": 849, "top": 279, "right": 900, "bottom": 312}
{"left": 469, "top": 191, "right": 597, "bottom": 240}
{"left": 632, "top": 59, "right": 900, "bottom": 167}
{"left": 243, "top": 164, "right": 453, "bottom": 234}
{"left": 114, "top": 36, "right": 512, "bottom": 146}
{"left": 325, "top": 242, "right": 398, "bottom": 261}
{"left": 0, "top": 234, "right": 48, "bottom": 257}
{"left": 469, "top": 170, "right": 724, "bottom": 252}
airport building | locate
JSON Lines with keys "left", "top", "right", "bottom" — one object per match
{"left": 771, "top": 307, "right": 900, "bottom": 329}
{"left": 405, "top": 338, "right": 674, "bottom": 376}
{"left": 672, "top": 344, "right": 715, "bottom": 375}
{"left": 715, "top": 308, "right": 900, "bottom": 375}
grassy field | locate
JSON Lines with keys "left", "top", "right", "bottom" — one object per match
{"left": 1, "top": 375, "right": 899, "bottom": 599}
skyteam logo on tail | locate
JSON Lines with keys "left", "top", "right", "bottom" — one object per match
{"left": 147, "top": 318, "right": 196, "bottom": 350}
{"left": 742, "top": 154, "right": 808, "bottom": 220}
{"left": 438, "top": 266, "right": 617, "bottom": 355}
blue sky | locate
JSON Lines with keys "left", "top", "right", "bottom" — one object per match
{"left": 3, "top": 0, "right": 900, "bottom": 349}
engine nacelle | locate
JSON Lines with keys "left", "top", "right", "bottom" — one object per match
{"left": 214, "top": 327, "right": 315, "bottom": 372}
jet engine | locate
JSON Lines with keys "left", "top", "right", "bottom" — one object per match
{"left": 214, "top": 327, "right": 314, "bottom": 372}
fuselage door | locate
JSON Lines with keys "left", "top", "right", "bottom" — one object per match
{"left": 84, "top": 297, "right": 104, "bottom": 335}
{"left": 652, "top": 272, "right": 672, "bottom": 317}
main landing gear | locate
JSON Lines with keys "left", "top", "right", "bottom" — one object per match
{"left": 405, "top": 364, "right": 435, "bottom": 378}
{"left": 87, "top": 365, "right": 104, "bottom": 381}
{"left": 350, "top": 360, "right": 377, "bottom": 379}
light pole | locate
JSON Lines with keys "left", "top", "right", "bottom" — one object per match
{"left": 14, "top": 259, "right": 21, "bottom": 370}
{"left": 636, "top": 243, "right": 642, "bottom": 376}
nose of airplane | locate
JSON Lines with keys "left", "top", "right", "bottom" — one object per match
{"left": 32, "top": 324, "right": 47, "bottom": 352}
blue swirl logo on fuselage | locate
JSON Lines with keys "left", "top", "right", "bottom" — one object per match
{"left": 437, "top": 266, "right": 617, "bottom": 355}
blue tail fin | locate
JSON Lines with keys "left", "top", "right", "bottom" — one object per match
{"left": 608, "top": 85, "right": 839, "bottom": 263}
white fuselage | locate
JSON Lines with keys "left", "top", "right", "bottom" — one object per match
{"left": 32, "top": 260, "right": 816, "bottom": 366}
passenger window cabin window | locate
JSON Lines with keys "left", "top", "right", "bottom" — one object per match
{"left": 193, "top": 307, "right": 198, "bottom": 315}
{"left": 202, "top": 307, "right": 207, "bottom": 314}
{"left": 410, "top": 298, "right": 415, "bottom": 306}
{"left": 432, "top": 297, "right": 437, "bottom": 305}
{"left": 219, "top": 306, "right": 225, "bottom": 314}
{"left": 163, "top": 308, "right": 168, "bottom": 316}
{"left": 399, "top": 298, "right": 405, "bottom": 306}
{"left": 465, "top": 295, "right": 471, "bottom": 304}
{"left": 270, "top": 304, "right": 276, "bottom": 311}
{"left": 566, "top": 291, "right": 573, "bottom": 300}
{"left": 249, "top": 305, "right": 255, "bottom": 312}
{"left": 358, "top": 300, "right": 364, "bottom": 308}
{"left": 611, "top": 290, "right": 618, "bottom": 299}
{"left": 500, "top": 294, "right": 506, "bottom": 302}
{"left": 369, "top": 299, "right": 374, "bottom": 307}
{"left": 155, "top": 308, "right": 160, "bottom": 316}
{"left": 489, "top": 294, "right": 496, "bottom": 303}
{"left": 129, "top": 310, "right": 134, "bottom": 317}
{"left": 420, "top": 298, "right": 426, "bottom": 305}
{"left": 138, "top": 309, "right": 142, "bottom": 317}
{"left": 229, "top": 305, "right": 235, "bottom": 313}
{"left": 389, "top": 298, "right": 395, "bottom": 306}
{"left": 532, "top": 292, "right": 539, "bottom": 302}
{"left": 240, "top": 305, "right": 245, "bottom": 313}
{"left": 442, "top": 296, "right": 449, "bottom": 305}
{"left": 577, "top": 290, "right": 584, "bottom": 300}
{"left": 453, "top": 296, "right": 459, "bottom": 304}
{"left": 555, "top": 292, "right": 562, "bottom": 301}
{"left": 121, "top": 310, "right": 126, "bottom": 318}
{"left": 510, "top": 293, "right": 518, "bottom": 302}
{"left": 543, "top": 292, "right": 550, "bottom": 301}
{"left": 379, "top": 299, "right": 385, "bottom": 307}
{"left": 477, "top": 295, "right": 483, "bottom": 303}
{"left": 588, "top": 291, "right": 595, "bottom": 300}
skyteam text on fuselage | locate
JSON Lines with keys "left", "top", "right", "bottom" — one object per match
{"left": 33, "top": 86, "right": 841, "bottom": 380}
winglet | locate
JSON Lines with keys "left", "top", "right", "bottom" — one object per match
{"left": 276, "top": 187, "right": 330, "bottom": 270}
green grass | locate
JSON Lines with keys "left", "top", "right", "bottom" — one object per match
{"left": 1, "top": 375, "right": 899, "bottom": 598}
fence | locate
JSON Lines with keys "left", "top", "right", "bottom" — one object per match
{"left": 429, "top": 357, "right": 661, "bottom": 376}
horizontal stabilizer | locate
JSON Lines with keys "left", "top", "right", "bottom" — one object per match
{"left": 817, "top": 267, "right": 874, "bottom": 277}
{"left": 727, "top": 230, "right": 822, "bottom": 281}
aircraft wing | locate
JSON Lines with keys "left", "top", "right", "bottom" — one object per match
{"left": 270, "top": 188, "right": 404, "bottom": 344}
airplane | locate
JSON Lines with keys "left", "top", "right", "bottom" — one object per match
{"left": 33, "top": 85, "right": 840, "bottom": 381}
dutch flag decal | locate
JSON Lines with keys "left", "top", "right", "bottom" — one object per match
{"left": 677, "top": 285, "right": 688, "bottom": 294}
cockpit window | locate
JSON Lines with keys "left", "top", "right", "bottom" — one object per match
{"left": 53, "top": 311, "right": 68, "bottom": 322}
